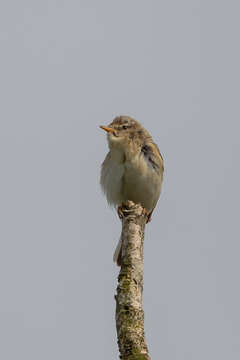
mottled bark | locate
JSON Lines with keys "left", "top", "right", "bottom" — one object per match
{"left": 115, "top": 201, "right": 151, "bottom": 360}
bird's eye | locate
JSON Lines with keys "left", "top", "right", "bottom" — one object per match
{"left": 122, "top": 125, "right": 128, "bottom": 130}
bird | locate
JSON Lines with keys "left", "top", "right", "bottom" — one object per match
{"left": 100, "top": 115, "right": 164, "bottom": 266}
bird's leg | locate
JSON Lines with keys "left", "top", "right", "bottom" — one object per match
{"left": 146, "top": 209, "right": 154, "bottom": 223}
{"left": 141, "top": 207, "right": 149, "bottom": 222}
{"left": 117, "top": 206, "right": 124, "bottom": 220}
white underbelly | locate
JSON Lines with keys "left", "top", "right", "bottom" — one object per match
{"left": 122, "top": 156, "right": 161, "bottom": 212}
{"left": 101, "top": 150, "right": 162, "bottom": 211}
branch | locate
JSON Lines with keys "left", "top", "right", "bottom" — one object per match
{"left": 115, "top": 201, "right": 151, "bottom": 360}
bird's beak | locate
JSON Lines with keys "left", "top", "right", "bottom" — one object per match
{"left": 99, "top": 125, "right": 116, "bottom": 133}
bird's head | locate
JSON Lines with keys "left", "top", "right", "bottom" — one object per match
{"left": 100, "top": 116, "right": 151, "bottom": 151}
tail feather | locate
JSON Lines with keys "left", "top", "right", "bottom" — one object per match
{"left": 113, "top": 235, "right": 122, "bottom": 266}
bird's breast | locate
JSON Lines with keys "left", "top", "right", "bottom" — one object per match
{"left": 100, "top": 150, "right": 125, "bottom": 207}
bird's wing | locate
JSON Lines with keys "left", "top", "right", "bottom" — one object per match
{"left": 141, "top": 142, "right": 164, "bottom": 174}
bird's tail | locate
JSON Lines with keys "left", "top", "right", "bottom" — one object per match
{"left": 113, "top": 234, "right": 122, "bottom": 266}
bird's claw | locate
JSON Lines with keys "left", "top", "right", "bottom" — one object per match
{"left": 118, "top": 204, "right": 153, "bottom": 224}
{"left": 146, "top": 214, "right": 152, "bottom": 223}
{"left": 142, "top": 207, "right": 150, "bottom": 222}
{"left": 117, "top": 206, "right": 124, "bottom": 220}
{"left": 146, "top": 209, "right": 153, "bottom": 223}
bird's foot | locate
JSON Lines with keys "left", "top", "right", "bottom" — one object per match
{"left": 118, "top": 202, "right": 151, "bottom": 223}
{"left": 142, "top": 207, "right": 150, "bottom": 222}
{"left": 117, "top": 206, "right": 124, "bottom": 220}
{"left": 146, "top": 209, "right": 153, "bottom": 224}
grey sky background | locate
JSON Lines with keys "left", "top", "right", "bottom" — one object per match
{"left": 0, "top": 1, "right": 239, "bottom": 359}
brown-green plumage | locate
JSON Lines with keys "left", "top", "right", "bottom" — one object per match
{"left": 100, "top": 115, "right": 164, "bottom": 265}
